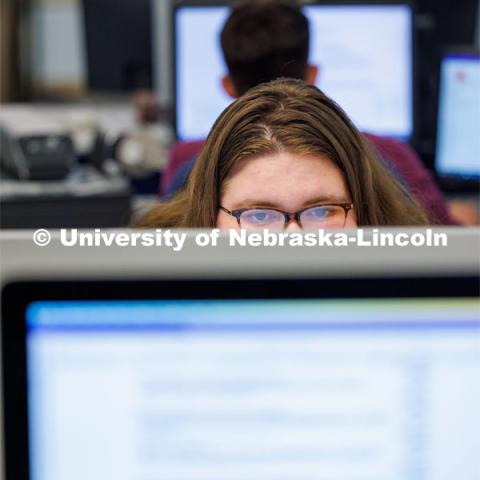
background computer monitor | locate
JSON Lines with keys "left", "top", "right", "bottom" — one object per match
{"left": 82, "top": 0, "right": 153, "bottom": 92}
{"left": 174, "top": 2, "right": 413, "bottom": 141}
{"left": 3, "top": 276, "right": 479, "bottom": 480}
{"left": 435, "top": 50, "right": 480, "bottom": 180}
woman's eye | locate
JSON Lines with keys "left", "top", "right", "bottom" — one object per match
{"left": 253, "top": 213, "right": 267, "bottom": 221}
{"left": 244, "top": 210, "right": 278, "bottom": 224}
{"left": 308, "top": 207, "right": 330, "bottom": 218}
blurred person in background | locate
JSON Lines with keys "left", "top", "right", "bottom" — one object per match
{"left": 156, "top": 0, "right": 454, "bottom": 225}
{"left": 136, "top": 79, "right": 429, "bottom": 228}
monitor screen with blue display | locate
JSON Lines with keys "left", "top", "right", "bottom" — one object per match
{"left": 436, "top": 52, "right": 480, "bottom": 180}
{"left": 175, "top": 3, "right": 413, "bottom": 141}
{"left": 23, "top": 297, "right": 480, "bottom": 480}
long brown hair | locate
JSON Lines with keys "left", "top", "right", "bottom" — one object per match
{"left": 137, "top": 79, "right": 428, "bottom": 227}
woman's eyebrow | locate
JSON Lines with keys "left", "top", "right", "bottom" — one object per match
{"left": 302, "top": 195, "right": 349, "bottom": 207}
{"left": 232, "top": 196, "right": 349, "bottom": 210}
{"left": 232, "top": 200, "right": 280, "bottom": 209}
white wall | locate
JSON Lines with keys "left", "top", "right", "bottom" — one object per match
{"left": 30, "top": 0, "right": 87, "bottom": 92}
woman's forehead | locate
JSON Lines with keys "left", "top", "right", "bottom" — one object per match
{"left": 220, "top": 151, "right": 351, "bottom": 210}
{"left": 226, "top": 151, "right": 333, "bottom": 176}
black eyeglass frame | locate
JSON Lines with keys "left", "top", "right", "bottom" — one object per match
{"left": 218, "top": 203, "right": 354, "bottom": 228}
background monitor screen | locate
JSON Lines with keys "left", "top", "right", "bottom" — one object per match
{"left": 436, "top": 52, "right": 480, "bottom": 179}
{"left": 175, "top": 4, "right": 413, "bottom": 141}
{"left": 27, "top": 298, "right": 479, "bottom": 480}
{"left": 82, "top": 0, "right": 153, "bottom": 91}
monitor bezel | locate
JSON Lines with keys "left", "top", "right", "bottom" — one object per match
{"left": 171, "top": 0, "right": 416, "bottom": 142}
{"left": 3, "top": 274, "right": 478, "bottom": 480}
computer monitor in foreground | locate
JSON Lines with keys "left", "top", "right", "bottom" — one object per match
{"left": 174, "top": 3, "right": 413, "bottom": 141}
{"left": 3, "top": 277, "right": 479, "bottom": 480}
{"left": 436, "top": 51, "right": 480, "bottom": 180}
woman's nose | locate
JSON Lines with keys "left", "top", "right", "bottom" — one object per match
{"left": 285, "top": 218, "right": 302, "bottom": 232}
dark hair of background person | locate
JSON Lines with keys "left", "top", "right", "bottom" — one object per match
{"left": 220, "top": 0, "right": 309, "bottom": 95}
{"left": 136, "top": 79, "right": 429, "bottom": 228}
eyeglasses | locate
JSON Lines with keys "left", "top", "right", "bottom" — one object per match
{"left": 219, "top": 203, "right": 354, "bottom": 229}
